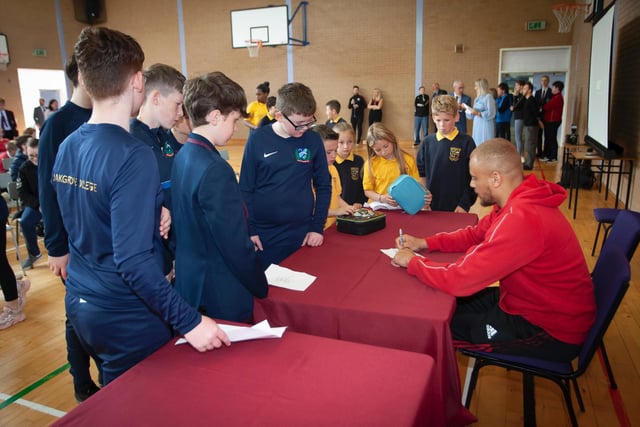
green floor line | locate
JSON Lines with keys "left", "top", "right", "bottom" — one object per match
{"left": 0, "top": 363, "right": 69, "bottom": 410}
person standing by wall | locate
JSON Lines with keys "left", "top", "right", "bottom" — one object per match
{"left": 367, "top": 88, "right": 383, "bottom": 127}
{"left": 413, "top": 86, "right": 429, "bottom": 146}
{"left": 451, "top": 80, "right": 471, "bottom": 134}
{"left": 541, "top": 81, "right": 564, "bottom": 163}
{"left": 462, "top": 78, "right": 496, "bottom": 146}
{"left": 348, "top": 85, "right": 366, "bottom": 144}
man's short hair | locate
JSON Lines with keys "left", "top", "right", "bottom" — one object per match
{"left": 312, "top": 124, "right": 338, "bottom": 141}
{"left": 472, "top": 138, "right": 522, "bottom": 175}
{"left": 552, "top": 81, "right": 565, "bottom": 92}
{"left": 524, "top": 81, "right": 534, "bottom": 91}
{"left": 276, "top": 83, "right": 316, "bottom": 116}
{"left": 431, "top": 95, "right": 458, "bottom": 116}
{"left": 183, "top": 71, "right": 248, "bottom": 127}
{"left": 143, "top": 63, "right": 186, "bottom": 97}
{"left": 74, "top": 26, "right": 145, "bottom": 100}
{"left": 266, "top": 96, "right": 277, "bottom": 109}
{"left": 325, "top": 99, "right": 341, "bottom": 114}
{"left": 65, "top": 54, "right": 80, "bottom": 88}
{"left": 498, "top": 82, "right": 509, "bottom": 92}
{"left": 6, "top": 141, "right": 17, "bottom": 153}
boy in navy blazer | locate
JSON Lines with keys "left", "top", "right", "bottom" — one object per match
{"left": 171, "top": 72, "right": 268, "bottom": 322}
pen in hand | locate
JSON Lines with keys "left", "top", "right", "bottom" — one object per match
{"left": 399, "top": 228, "right": 404, "bottom": 246}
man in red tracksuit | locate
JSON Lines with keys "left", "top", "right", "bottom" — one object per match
{"left": 392, "top": 138, "right": 595, "bottom": 362}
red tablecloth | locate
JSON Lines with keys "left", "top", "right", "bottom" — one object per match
{"left": 53, "top": 330, "right": 436, "bottom": 427}
{"left": 254, "top": 210, "right": 479, "bottom": 427}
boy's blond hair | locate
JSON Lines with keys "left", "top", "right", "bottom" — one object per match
{"left": 333, "top": 121, "right": 354, "bottom": 136}
{"left": 431, "top": 95, "right": 458, "bottom": 116}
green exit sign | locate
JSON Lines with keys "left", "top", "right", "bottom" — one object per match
{"left": 32, "top": 48, "right": 47, "bottom": 57}
{"left": 526, "top": 20, "right": 547, "bottom": 31}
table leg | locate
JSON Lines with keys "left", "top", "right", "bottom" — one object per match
{"left": 573, "top": 159, "right": 581, "bottom": 219}
{"left": 625, "top": 161, "right": 634, "bottom": 209}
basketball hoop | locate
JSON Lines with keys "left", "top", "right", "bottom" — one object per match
{"left": 552, "top": 3, "right": 589, "bottom": 33}
{"left": 245, "top": 40, "right": 262, "bottom": 58}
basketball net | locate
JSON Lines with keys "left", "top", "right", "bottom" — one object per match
{"left": 552, "top": 3, "right": 588, "bottom": 33}
{"left": 245, "top": 40, "right": 262, "bottom": 58}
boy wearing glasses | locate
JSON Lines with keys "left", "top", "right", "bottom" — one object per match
{"left": 240, "top": 82, "right": 331, "bottom": 268}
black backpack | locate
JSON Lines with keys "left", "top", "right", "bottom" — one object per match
{"left": 559, "top": 160, "right": 595, "bottom": 189}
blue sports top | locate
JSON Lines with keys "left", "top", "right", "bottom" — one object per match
{"left": 239, "top": 125, "right": 331, "bottom": 235}
{"left": 38, "top": 101, "right": 91, "bottom": 257}
{"left": 52, "top": 123, "right": 200, "bottom": 334}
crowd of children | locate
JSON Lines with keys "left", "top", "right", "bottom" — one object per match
{"left": 0, "top": 25, "right": 570, "bottom": 403}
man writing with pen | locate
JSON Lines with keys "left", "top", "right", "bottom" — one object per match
{"left": 390, "top": 138, "right": 595, "bottom": 363}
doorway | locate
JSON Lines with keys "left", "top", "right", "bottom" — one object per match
{"left": 16, "top": 68, "right": 68, "bottom": 135}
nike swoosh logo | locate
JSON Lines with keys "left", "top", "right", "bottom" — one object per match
{"left": 263, "top": 151, "right": 278, "bottom": 158}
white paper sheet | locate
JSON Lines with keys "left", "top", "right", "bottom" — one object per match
{"left": 175, "top": 320, "right": 287, "bottom": 345}
{"left": 265, "top": 263, "right": 316, "bottom": 291}
{"left": 364, "top": 201, "right": 402, "bottom": 211}
{"left": 380, "top": 248, "right": 399, "bottom": 258}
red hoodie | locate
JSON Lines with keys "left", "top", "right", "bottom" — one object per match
{"left": 407, "top": 174, "right": 595, "bottom": 345}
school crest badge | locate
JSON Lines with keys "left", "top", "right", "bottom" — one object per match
{"left": 449, "top": 147, "right": 461, "bottom": 162}
{"left": 295, "top": 147, "right": 311, "bottom": 163}
{"left": 350, "top": 167, "right": 361, "bottom": 181}
{"left": 162, "top": 141, "right": 175, "bottom": 157}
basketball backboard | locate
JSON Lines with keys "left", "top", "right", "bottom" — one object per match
{"left": 230, "top": 5, "right": 289, "bottom": 49}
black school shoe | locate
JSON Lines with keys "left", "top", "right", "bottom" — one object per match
{"left": 75, "top": 381, "right": 101, "bottom": 403}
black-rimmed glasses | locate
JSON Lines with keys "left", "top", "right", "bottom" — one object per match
{"left": 281, "top": 113, "right": 317, "bottom": 131}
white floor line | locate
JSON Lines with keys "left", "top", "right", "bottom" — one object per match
{"left": 0, "top": 393, "right": 67, "bottom": 418}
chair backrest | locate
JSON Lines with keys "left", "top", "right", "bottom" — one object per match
{"left": 7, "top": 181, "right": 19, "bottom": 201}
{"left": 600, "top": 209, "right": 640, "bottom": 261}
{"left": 0, "top": 172, "right": 11, "bottom": 189}
{"left": 576, "top": 248, "right": 630, "bottom": 373}
{"left": 1, "top": 157, "right": 12, "bottom": 172}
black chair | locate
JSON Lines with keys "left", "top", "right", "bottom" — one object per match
{"left": 460, "top": 248, "right": 631, "bottom": 427}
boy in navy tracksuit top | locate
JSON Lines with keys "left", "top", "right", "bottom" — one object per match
{"left": 240, "top": 82, "right": 331, "bottom": 268}
{"left": 171, "top": 72, "right": 268, "bottom": 322}
{"left": 129, "top": 63, "right": 185, "bottom": 277}
{"left": 52, "top": 27, "right": 229, "bottom": 385}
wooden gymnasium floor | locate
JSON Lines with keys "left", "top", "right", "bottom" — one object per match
{"left": 0, "top": 138, "right": 638, "bottom": 427}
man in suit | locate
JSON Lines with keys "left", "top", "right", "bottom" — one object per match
{"left": 534, "top": 75, "right": 552, "bottom": 158}
{"left": 0, "top": 97, "right": 19, "bottom": 139}
{"left": 33, "top": 98, "right": 46, "bottom": 129}
{"left": 451, "top": 80, "right": 472, "bottom": 134}
{"left": 428, "top": 83, "right": 448, "bottom": 134}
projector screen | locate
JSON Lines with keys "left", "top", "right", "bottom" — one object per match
{"left": 586, "top": 3, "right": 616, "bottom": 150}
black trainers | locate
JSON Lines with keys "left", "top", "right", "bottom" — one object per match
{"left": 74, "top": 381, "right": 101, "bottom": 403}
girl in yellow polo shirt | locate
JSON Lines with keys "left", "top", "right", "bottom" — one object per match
{"left": 363, "top": 123, "right": 420, "bottom": 206}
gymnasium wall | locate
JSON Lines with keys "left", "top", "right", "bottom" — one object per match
{"left": 1, "top": 0, "right": 573, "bottom": 141}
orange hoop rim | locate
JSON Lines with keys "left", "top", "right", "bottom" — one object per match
{"left": 245, "top": 40, "right": 263, "bottom": 48}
